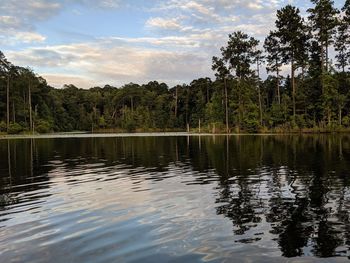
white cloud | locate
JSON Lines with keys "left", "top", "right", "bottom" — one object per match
{"left": 6, "top": 39, "right": 212, "bottom": 88}
{"left": 0, "top": 31, "right": 46, "bottom": 45}
{"left": 0, "top": 0, "right": 62, "bottom": 26}
{"left": 0, "top": 0, "right": 123, "bottom": 45}
{"left": 246, "top": 2, "right": 264, "bottom": 10}
{"left": 13, "top": 32, "right": 46, "bottom": 43}
{"left": 0, "top": 15, "right": 23, "bottom": 30}
{"left": 146, "top": 17, "right": 183, "bottom": 31}
{"left": 3, "top": 0, "right": 335, "bottom": 88}
{"left": 41, "top": 74, "right": 96, "bottom": 88}
{"left": 76, "top": 0, "right": 121, "bottom": 8}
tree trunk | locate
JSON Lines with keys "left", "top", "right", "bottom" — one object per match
{"left": 339, "top": 105, "right": 342, "bottom": 126}
{"left": 238, "top": 84, "right": 242, "bottom": 132}
{"left": 12, "top": 102, "right": 15, "bottom": 123}
{"left": 186, "top": 87, "right": 189, "bottom": 130}
{"left": 206, "top": 81, "right": 209, "bottom": 103}
{"left": 325, "top": 41, "right": 329, "bottom": 72}
{"left": 277, "top": 66, "right": 281, "bottom": 105}
{"left": 175, "top": 86, "right": 178, "bottom": 117}
{"left": 198, "top": 118, "right": 201, "bottom": 133}
{"left": 23, "top": 91, "right": 27, "bottom": 125}
{"left": 224, "top": 77, "right": 229, "bottom": 133}
{"left": 257, "top": 60, "right": 263, "bottom": 126}
{"left": 321, "top": 44, "right": 325, "bottom": 94}
{"left": 258, "top": 87, "right": 262, "bottom": 126}
{"left": 130, "top": 96, "right": 134, "bottom": 113}
{"left": 93, "top": 105, "right": 97, "bottom": 129}
{"left": 6, "top": 75, "right": 10, "bottom": 132}
{"left": 291, "top": 58, "right": 296, "bottom": 120}
{"left": 28, "top": 80, "right": 33, "bottom": 134}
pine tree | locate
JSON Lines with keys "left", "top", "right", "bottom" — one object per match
{"left": 308, "top": 0, "right": 339, "bottom": 73}
{"left": 264, "top": 31, "right": 283, "bottom": 104}
{"left": 212, "top": 56, "right": 230, "bottom": 132}
{"left": 335, "top": 20, "right": 349, "bottom": 72}
{"left": 275, "top": 5, "right": 308, "bottom": 121}
{"left": 219, "top": 31, "right": 260, "bottom": 131}
{"left": 0, "top": 52, "right": 14, "bottom": 132}
{"left": 221, "top": 31, "right": 259, "bottom": 80}
{"left": 335, "top": 0, "right": 350, "bottom": 72}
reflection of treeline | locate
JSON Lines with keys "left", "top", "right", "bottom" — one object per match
{"left": 2, "top": 135, "right": 350, "bottom": 184}
{"left": 208, "top": 135, "right": 350, "bottom": 258}
{"left": 1, "top": 135, "right": 350, "bottom": 257}
{"left": 2, "top": 2, "right": 350, "bottom": 133}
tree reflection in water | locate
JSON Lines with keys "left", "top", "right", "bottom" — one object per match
{"left": 1, "top": 135, "right": 350, "bottom": 259}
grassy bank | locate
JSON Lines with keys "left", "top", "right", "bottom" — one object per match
{"left": 2, "top": 125, "right": 350, "bottom": 137}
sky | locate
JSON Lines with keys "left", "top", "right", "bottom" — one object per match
{"left": 0, "top": 0, "right": 345, "bottom": 89}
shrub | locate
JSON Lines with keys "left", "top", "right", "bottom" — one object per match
{"left": 124, "top": 119, "right": 136, "bottom": 132}
{"left": 35, "top": 120, "right": 52, "bottom": 134}
{"left": 8, "top": 123, "right": 23, "bottom": 134}
{"left": 342, "top": 116, "right": 350, "bottom": 127}
{"left": 0, "top": 121, "right": 6, "bottom": 132}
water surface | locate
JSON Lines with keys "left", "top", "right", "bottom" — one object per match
{"left": 1, "top": 135, "right": 350, "bottom": 262}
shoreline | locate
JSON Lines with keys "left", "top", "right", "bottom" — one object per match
{"left": 1, "top": 131, "right": 350, "bottom": 140}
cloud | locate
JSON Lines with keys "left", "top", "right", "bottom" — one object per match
{"left": 13, "top": 32, "right": 46, "bottom": 43}
{"left": 75, "top": 0, "right": 121, "bottom": 9}
{"left": 0, "top": 16, "right": 23, "bottom": 30}
{"left": 41, "top": 73, "right": 96, "bottom": 88}
{"left": 0, "top": 31, "right": 46, "bottom": 45}
{"left": 0, "top": 1, "right": 62, "bottom": 27}
{"left": 0, "top": 0, "right": 122, "bottom": 45}
{"left": 146, "top": 17, "right": 183, "bottom": 31}
{"left": 147, "top": 0, "right": 283, "bottom": 37}
{"left": 6, "top": 39, "right": 212, "bottom": 88}
{"left": 3, "top": 0, "right": 339, "bottom": 88}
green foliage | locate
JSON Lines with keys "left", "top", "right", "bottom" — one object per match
{"left": 0, "top": 121, "right": 6, "bottom": 132}
{"left": 308, "top": 0, "right": 339, "bottom": 45}
{"left": 36, "top": 119, "right": 52, "bottom": 134}
{"left": 221, "top": 31, "right": 259, "bottom": 79}
{"left": 0, "top": 0, "right": 349, "bottom": 134}
{"left": 8, "top": 123, "right": 23, "bottom": 134}
{"left": 205, "top": 90, "right": 224, "bottom": 124}
{"left": 343, "top": 116, "right": 350, "bottom": 127}
{"left": 321, "top": 73, "right": 339, "bottom": 125}
{"left": 269, "top": 103, "right": 285, "bottom": 127}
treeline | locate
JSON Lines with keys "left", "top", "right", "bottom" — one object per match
{"left": 1, "top": 0, "right": 350, "bottom": 134}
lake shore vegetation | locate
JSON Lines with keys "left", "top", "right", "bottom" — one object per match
{"left": 1, "top": 1, "right": 350, "bottom": 134}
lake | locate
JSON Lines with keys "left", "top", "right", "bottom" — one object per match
{"left": 1, "top": 134, "right": 350, "bottom": 262}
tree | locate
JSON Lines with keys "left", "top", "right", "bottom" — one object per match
{"left": 23, "top": 68, "right": 37, "bottom": 134}
{"left": 275, "top": 5, "right": 308, "bottom": 120}
{"left": 212, "top": 56, "right": 230, "bottom": 132}
{"left": 0, "top": 52, "right": 12, "bottom": 132}
{"left": 216, "top": 31, "right": 260, "bottom": 131}
{"left": 321, "top": 73, "right": 338, "bottom": 125}
{"left": 254, "top": 48, "right": 264, "bottom": 126}
{"left": 335, "top": 0, "right": 350, "bottom": 72}
{"left": 264, "top": 31, "right": 283, "bottom": 104}
{"left": 308, "top": 0, "right": 339, "bottom": 73}
{"left": 221, "top": 31, "right": 259, "bottom": 80}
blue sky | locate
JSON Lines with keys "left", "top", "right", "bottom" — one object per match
{"left": 0, "top": 0, "right": 345, "bottom": 88}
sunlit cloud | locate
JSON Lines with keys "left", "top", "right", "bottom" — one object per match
{"left": 1, "top": 0, "right": 345, "bottom": 88}
{"left": 7, "top": 40, "right": 211, "bottom": 88}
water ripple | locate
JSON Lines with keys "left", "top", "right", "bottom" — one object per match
{"left": 1, "top": 135, "right": 350, "bottom": 262}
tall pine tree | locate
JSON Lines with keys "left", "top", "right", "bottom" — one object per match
{"left": 275, "top": 5, "right": 308, "bottom": 120}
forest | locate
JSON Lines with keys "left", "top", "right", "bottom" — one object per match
{"left": 1, "top": 0, "right": 350, "bottom": 134}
